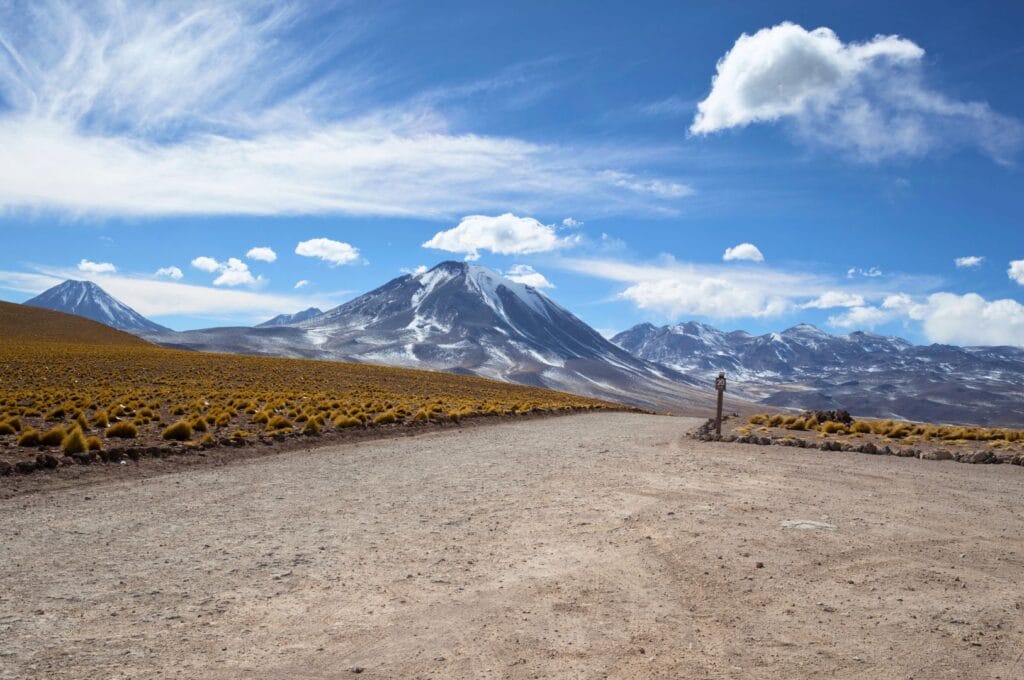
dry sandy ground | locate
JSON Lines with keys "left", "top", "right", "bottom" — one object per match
{"left": 2, "top": 413, "right": 1023, "bottom": 679}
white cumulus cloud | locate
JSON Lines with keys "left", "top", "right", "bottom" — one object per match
{"left": 423, "top": 214, "right": 578, "bottom": 261}
{"left": 190, "top": 256, "right": 259, "bottom": 286}
{"left": 78, "top": 259, "right": 116, "bottom": 273}
{"left": 827, "top": 305, "right": 891, "bottom": 329}
{"left": 155, "top": 266, "right": 183, "bottom": 280}
{"left": 295, "top": 238, "right": 360, "bottom": 266}
{"left": 620, "top": 277, "right": 788, "bottom": 319}
{"left": 191, "top": 256, "right": 220, "bottom": 273}
{"left": 1009, "top": 259, "right": 1024, "bottom": 285}
{"left": 293, "top": 279, "right": 310, "bottom": 289}
{"left": 912, "top": 293, "right": 1024, "bottom": 346}
{"left": 954, "top": 255, "right": 984, "bottom": 268}
{"left": 246, "top": 246, "right": 277, "bottom": 262}
{"left": 505, "top": 264, "right": 554, "bottom": 289}
{"left": 722, "top": 243, "right": 764, "bottom": 263}
{"left": 803, "top": 291, "right": 866, "bottom": 309}
{"left": 691, "top": 22, "right": 1022, "bottom": 162}
{"left": 827, "top": 291, "right": 1024, "bottom": 346}
{"left": 212, "top": 257, "right": 257, "bottom": 287}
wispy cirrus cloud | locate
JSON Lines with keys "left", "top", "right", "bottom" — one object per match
{"left": 0, "top": 1, "right": 692, "bottom": 219}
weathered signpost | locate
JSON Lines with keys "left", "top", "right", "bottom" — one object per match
{"left": 715, "top": 371, "right": 727, "bottom": 436}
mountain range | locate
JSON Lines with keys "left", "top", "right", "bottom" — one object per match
{"left": 143, "top": 262, "right": 708, "bottom": 411}
{"left": 19, "top": 267, "right": 1024, "bottom": 425}
{"left": 613, "top": 321, "right": 1024, "bottom": 427}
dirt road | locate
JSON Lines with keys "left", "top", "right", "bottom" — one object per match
{"left": 2, "top": 413, "right": 1022, "bottom": 679}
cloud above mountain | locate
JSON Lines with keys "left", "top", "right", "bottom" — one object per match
{"left": 424, "top": 214, "right": 579, "bottom": 261}
{"left": 295, "top": 238, "right": 361, "bottom": 266}
{"left": 504, "top": 264, "right": 554, "bottom": 289}
{"left": 78, "top": 259, "right": 116, "bottom": 274}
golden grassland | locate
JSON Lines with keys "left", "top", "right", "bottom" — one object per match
{"left": 0, "top": 303, "right": 620, "bottom": 455}
{"left": 740, "top": 413, "right": 1024, "bottom": 448}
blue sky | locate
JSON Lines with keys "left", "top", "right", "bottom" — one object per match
{"left": 0, "top": 1, "right": 1022, "bottom": 345}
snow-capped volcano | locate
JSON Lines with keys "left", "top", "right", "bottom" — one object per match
{"left": 143, "top": 262, "right": 709, "bottom": 410}
{"left": 25, "top": 280, "right": 170, "bottom": 334}
{"left": 290, "top": 261, "right": 703, "bottom": 407}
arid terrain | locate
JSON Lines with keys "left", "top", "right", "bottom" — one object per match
{"left": 3, "top": 412, "right": 1023, "bottom": 679}
{"left": 0, "top": 301, "right": 618, "bottom": 471}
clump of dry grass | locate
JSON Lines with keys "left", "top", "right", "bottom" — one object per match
{"left": 267, "top": 415, "right": 291, "bottom": 431}
{"left": 17, "top": 428, "right": 40, "bottom": 446}
{"left": 40, "top": 426, "right": 66, "bottom": 446}
{"left": 333, "top": 415, "right": 361, "bottom": 429}
{"left": 61, "top": 427, "right": 88, "bottom": 454}
{"left": 106, "top": 421, "right": 138, "bottom": 439}
{"left": 162, "top": 420, "right": 192, "bottom": 441}
{"left": 373, "top": 411, "right": 398, "bottom": 425}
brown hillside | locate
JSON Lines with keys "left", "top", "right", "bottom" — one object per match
{"left": 0, "top": 300, "right": 148, "bottom": 346}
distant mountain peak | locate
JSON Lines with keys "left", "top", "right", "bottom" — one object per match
{"left": 256, "top": 307, "right": 324, "bottom": 328}
{"left": 25, "top": 280, "right": 170, "bottom": 334}
{"left": 783, "top": 323, "right": 828, "bottom": 336}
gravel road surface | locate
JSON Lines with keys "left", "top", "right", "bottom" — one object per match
{"left": 2, "top": 413, "right": 1022, "bottom": 679}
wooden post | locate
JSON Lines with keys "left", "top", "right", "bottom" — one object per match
{"left": 714, "top": 372, "right": 726, "bottom": 436}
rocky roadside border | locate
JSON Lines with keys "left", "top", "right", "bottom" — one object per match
{"left": 691, "top": 418, "right": 1024, "bottom": 466}
{"left": 0, "top": 407, "right": 625, "bottom": 483}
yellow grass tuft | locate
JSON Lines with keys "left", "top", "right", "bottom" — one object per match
{"left": 61, "top": 427, "right": 88, "bottom": 454}
{"left": 18, "top": 428, "right": 41, "bottom": 447}
{"left": 162, "top": 420, "right": 193, "bottom": 441}
{"left": 40, "top": 426, "right": 66, "bottom": 446}
{"left": 106, "top": 421, "right": 138, "bottom": 439}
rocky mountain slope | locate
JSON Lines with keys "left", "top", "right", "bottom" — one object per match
{"left": 613, "top": 322, "right": 1024, "bottom": 426}
{"left": 24, "top": 280, "right": 169, "bottom": 334}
